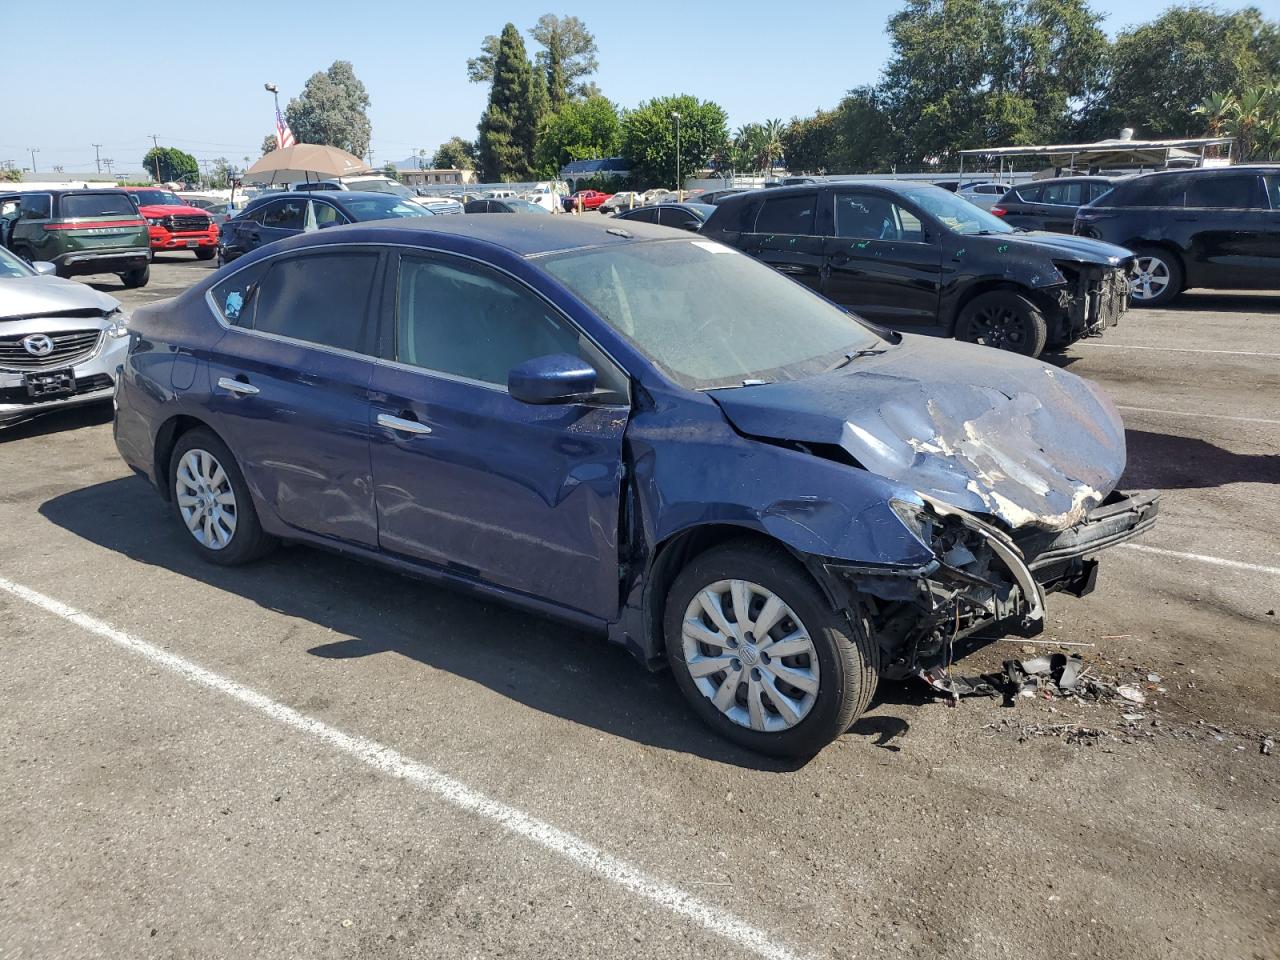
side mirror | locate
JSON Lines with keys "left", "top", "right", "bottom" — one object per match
{"left": 681, "top": 220, "right": 702, "bottom": 231}
{"left": 32, "top": 262, "right": 56, "bottom": 276}
{"left": 508, "top": 353, "right": 596, "bottom": 404}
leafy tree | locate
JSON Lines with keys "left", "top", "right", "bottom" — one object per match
{"left": 207, "top": 157, "right": 234, "bottom": 189}
{"left": 142, "top": 146, "right": 199, "bottom": 183}
{"left": 285, "top": 60, "right": 372, "bottom": 158}
{"left": 1198, "top": 84, "right": 1280, "bottom": 160}
{"left": 535, "top": 95, "right": 621, "bottom": 174}
{"left": 729, "top": 123, "right": 766, "bottom": 173}
{"left": 780, "top": 110, "right": 840, "bottom": 174}
{"left": 261, "top": 134, "right": 278, "bottom": 156}
{"left": 0, "top": 167, "right": 22, "bottom": 183}
{"left": 382, "top": 162, "right": 399, "bottom": 180}
{"left": 1088, "top": 5, "right": 1280, "bottom": 138}
{"left": 468, "top": 14, "right": 600, "bottom": 107}
{"left": 477, "top": 24, "right": 540, "bottom": 181}
{"left": 433, "top": 137, "right": 478, "bottom": 169}
{"left": 621, "top": 94, "right": 728, "bottom": 188}
{"left": 530, "top": 14, "right": 599, "bottom": 108}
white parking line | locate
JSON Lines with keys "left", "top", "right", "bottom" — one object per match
{"left": 0, "top": 576, "right": 805, "bottom": 960}
{"left": 1119, "top": 543, "right": 1280, "bottom": 577}
{"left": 1116, "top": 405, "right": 1280, "bottom": 426}
{"left": 1076, "top": 343, "right": 1280, "bottom": 359}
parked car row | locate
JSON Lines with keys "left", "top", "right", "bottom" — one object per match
{"left": 109, "top": 214, "right": 1160, "bottom": 757}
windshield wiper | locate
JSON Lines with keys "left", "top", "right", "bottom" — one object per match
{"left": 825, "top": 348, "right": 885, "bottom": 373}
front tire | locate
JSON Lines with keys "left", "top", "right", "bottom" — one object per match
{"left": 1128, "top": 246, "right": 1183, "bottom": 307}
{"left": 664, "top": 539, "right": 878, "bottom": 757}
{"left": 169, "top": 428, "right": 276, "bottom": 566}
{"left": 955, "top": 290, "right": 1048, "bottom": 357}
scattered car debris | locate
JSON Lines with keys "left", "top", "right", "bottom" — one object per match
{"left": 1116, "top": 684, "right": 1147, "bottom": 705}
{"left": 1263, "top": 737, "right": 1274, "bottom": 757}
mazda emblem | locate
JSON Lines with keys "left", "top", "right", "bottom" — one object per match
{"left": 21, "top": 334, "right": 55, "bottom": 358}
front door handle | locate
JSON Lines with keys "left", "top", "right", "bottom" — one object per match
{"left": 377, "top": 412, "right": 432, "bottom": 436}
{"left": 217, "top": 376, "right": 259, "bottom": 396}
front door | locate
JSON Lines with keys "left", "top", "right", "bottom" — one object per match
{"left": 822, "top": 190, "right": 943, "bottom": 329}
{"left": 203, "top": 248, "right": 382, "bottom": 546}
{"left": 368, "top": 251, "right": 630, "bottom": 619}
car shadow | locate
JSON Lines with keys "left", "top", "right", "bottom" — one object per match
{"left": 1, "top": 402, "right": 113, "bottom": 443}
{"left": 1170, "top": 291, "right": 1280, "bottom": 313}
{"left": 1123, "top": 428, "right": 1279, "bottom": 489}
{"left": 39, "top": 475, "right": 914, "bottom": 770}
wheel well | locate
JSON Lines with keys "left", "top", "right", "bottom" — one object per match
{"left": 153, "top": 415, "right": 216, "bottom": 500}
{"left": 1126, "top": 239, "right": 1184, "bottom": 274}
{"left": 640, "top": 524, "right": 840, "bottom": 665}
{"left": 949, "top": 280, "right": 1051, "bottom": 334}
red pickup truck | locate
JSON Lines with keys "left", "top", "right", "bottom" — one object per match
{"left": 562, "top": 189, "right": 612, "bottom": 212}
{"left": 123, "top": 187, "right": 218, "bottom": 260}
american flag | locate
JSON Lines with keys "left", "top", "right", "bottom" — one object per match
{"left": 275, "top": 106, "right": 296, "bottom": 150}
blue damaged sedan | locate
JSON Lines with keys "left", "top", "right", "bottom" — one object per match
{"left": 113, "top": 216, "right": 1158, "bottom": 756}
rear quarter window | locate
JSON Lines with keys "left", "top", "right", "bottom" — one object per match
{"left": 1183, "top": 174, "right": 1263, "bottom": 209}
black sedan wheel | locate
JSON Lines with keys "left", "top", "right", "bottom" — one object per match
{"left": 664, "top": 539, "right": 878, "bottom": 757}
{"left": 956, "top": 290, "right": 1048, "bottom": 357}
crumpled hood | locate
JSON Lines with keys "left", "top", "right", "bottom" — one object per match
{"left": 998, "top": 231, "right": 1133, "bottom": 266}
{"left": 0, "top": 275, "right": 120, "bottom": 319}
{"left": 711, "top": 335, "right": 1126, "bottom": 531}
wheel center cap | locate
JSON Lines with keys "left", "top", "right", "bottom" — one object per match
{"left": 739, "top": 644, "right": 759, "bottom": 667}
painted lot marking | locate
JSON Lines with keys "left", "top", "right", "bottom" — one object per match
{"left": 1119, "top": 543, "right": 1280, "bottom": 578}
{"left": 1076, "top": 343, "right": 1280, "bottom": 359}
{"left": 1116, "top": 405, "right": 1280, "bottom": 427}
{"left": 0, "top": 575, "right": 806, "bottom": 960}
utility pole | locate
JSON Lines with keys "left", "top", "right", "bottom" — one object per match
{"left": 670, "top": 113, "right": 681, "bottom": 200}
{"left": 149, "top": 134, "right": 161, "bottom": 182}
{"left": 103, "top": 158, "right": 114, "bottom": 177}
{"left": 92, "top": 143, "right": 102, "bottom": 174}
{"left": 28, "top": 147, "right": 39, "bottom": 174}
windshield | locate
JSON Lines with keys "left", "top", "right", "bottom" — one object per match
{"left": 60, "top": 193, "right": 137, "bottom": 218}
{"left": 0, "top": 246, "right": 34, "bottom": 278}
{"left": 542, "top": 239, "right": 884, "bottom": 390}
{"left": 342, "top": 195, "right": 434, "bottom": 220}
{"left": 900, "top": 186, "right": 1013, "bottom": 235}
{"left": 131, "top": 189, "right": 183, "bottom": 207}
{"left": 345, "top": 178, "right": 415, "bottom": 199}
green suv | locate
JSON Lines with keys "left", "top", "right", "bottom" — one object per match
{"left": 0, "top": 189, "right": 151, "bottom": 288}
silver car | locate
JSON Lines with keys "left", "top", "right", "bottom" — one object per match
{"left": 0, "top": 247, "right": 129, "bottom": 427}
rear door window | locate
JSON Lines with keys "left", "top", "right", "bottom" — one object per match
{"left": 1265, "top": 175, "right": 1280, "bottom": 210}
{"left": 1041, "top": 181, "right": 1085, "bottom": 206}
{"left": 754, "top": 193, "right": 816, "bottom": 235}
{"left": 252, "top": 251, "right": 379, "bottom": 353}
{"left": 1013, "top": 184, "right": 1043, "bottom": 203}
{"left": 20, "top": 194, "right": 53, "bottom": 219}
{"left": 1184, "top": 174, "right": 1263, "bottom": 209}
{"left": 1086, "top": 181, "right": 1114, "bottom": 202}
{"left": 624, "top": 207, "right": 659, "bottom": 224}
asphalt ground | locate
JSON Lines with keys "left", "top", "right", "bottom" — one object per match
{"left": 1, "top": 254, "right": 1277, "bottom": 960}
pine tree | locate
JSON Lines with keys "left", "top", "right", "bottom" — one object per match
{"left": 478, "top": 24, "right": 538, "bottom": 181}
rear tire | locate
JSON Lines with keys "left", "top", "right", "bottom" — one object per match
{"left": 1128, "top": 246, "right": 1183, "bottom": 307}
{"left": 956, "top": 289, "right": 1048, "bottom": 357}
{"left": 169, "top": 428, "right": 276, "bottom": 566}
{"left": 121, "top": 265, "right": 150, "bottom": 289}
{"left": 664, "top": 539, "right": 878, "bottom": 757}
{"left": 195, "top": 248, "right": 216, "bottom": 261}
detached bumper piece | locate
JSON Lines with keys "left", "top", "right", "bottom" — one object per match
{"left": 826, "top": 489, "right": 1159, "bottom": 679}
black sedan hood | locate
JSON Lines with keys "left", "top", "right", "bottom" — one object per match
{"left": 998, "top": 230, "right": 1133, "bottom": 265}
{"left": 710, "top": 336, "right": 1126, "bottom": 531}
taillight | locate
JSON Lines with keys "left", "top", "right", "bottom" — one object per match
{"left": 44, "top": 219, "right": 146, "bottom": 231}
{"left": 989, "top": 206, "right": 1007, "bottom": 217}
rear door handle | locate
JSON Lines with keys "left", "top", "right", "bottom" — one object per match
{"left": 775, "top": 264, "right": 807, "bottom": 275}
{"left": 217, "top": 376, "right": 259, "bottom": 396}
{"left": 377, "top": 412, "right": 432, "bottom": 436}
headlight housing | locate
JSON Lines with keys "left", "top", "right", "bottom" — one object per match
{"left": 105, "top": 309, "right": 129, "bottom": 339}
{"left": 146, "top": 217, "right": 164, "bottom": 226}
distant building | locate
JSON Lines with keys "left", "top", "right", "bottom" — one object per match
{"left": 392, "top": 163, "right": 477, "bottom": 187}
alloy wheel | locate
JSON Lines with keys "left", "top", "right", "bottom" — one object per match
{"left": 968, "top": 303, "right": 1026, "bottom": 349}
{"left": 680, "top": 579, "right": 820, "bottom": 732}
{"left": 175, "top": 448, "right": 237, "bottom": 550}
{"left": 1130, "top": 256, "right": 1171, "bottom": 302}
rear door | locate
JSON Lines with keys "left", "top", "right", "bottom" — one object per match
{"left": 999, "top": 183, "right": 1043, "bottom": 229}
{"left": 203, "top": 248, "right": 382, "bottom": 546}
{"left": 366, "top": 250, "right": 630, "bottom": 619}
{"left": 1038, "top": 180, "right": 1087, "bottom": 233}
{"left": 1182, "top": 173, "right": 1278, "bottom": 288}
{"left": 740, "top": 191, "right": 824, "bottom": 292}
{"left": 821, "top": 188, "right": 943, "bottom": 329}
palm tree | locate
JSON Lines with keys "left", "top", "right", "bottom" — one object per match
{"left": 1197, "top": 85, "right": 1280, "bottom": 161}
{"left": 761, "top": 119, "right": 785, "bottom": 175}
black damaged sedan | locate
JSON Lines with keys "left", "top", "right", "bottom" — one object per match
{"left": 701, "top": 182, "right": 1135, "bottom": 358}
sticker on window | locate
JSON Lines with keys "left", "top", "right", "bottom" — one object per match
{"left": 690, "top": 240, "right": 737, "bottom": 254}
{"left": 224, "top": 291, "right": 244, "bottom": 320}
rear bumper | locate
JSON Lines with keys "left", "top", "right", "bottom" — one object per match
{"left": 52, "top": 248, "right": 150, "bottom": 275}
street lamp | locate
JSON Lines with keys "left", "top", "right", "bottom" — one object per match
{"left": 265, "top": 82, "right": 281, "bottom": 150}
{"left": 670, "top": 112, "right": 681, "bottom": 201}
{"left": 28, "top": 147, "right": 38, "bottom": 175}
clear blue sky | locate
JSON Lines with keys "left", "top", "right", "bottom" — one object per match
{"left": 5, "top": 0, "right": 1279, "bottom": 175}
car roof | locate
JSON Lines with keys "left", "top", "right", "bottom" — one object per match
{"left": 261, "top": 212, "right": 679, "bottom": 258}
{"left": 1132, "top": 165, "right": 1280, "bottom": 179}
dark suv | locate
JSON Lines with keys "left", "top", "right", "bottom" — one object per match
{"left": 701, "top": 182, "right": 1134, "bottom": 357}
{"left": 993, "top": 177, "right": 1118, "bottom": 233}
{"left": 0, "top": 189, "right": 151, "bottom": 287}
{"left": 1074, "top": 166, "right": 1280, "bottom": 306}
